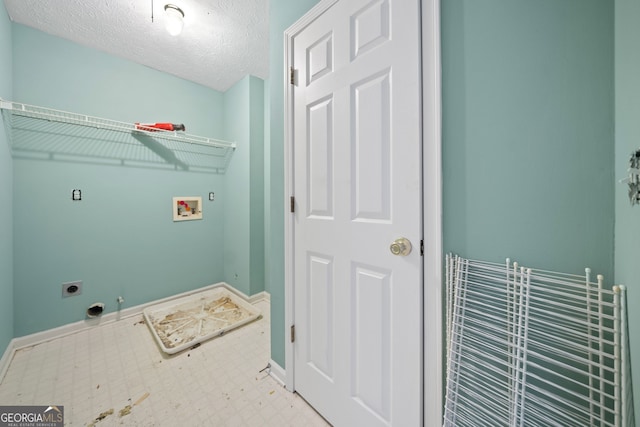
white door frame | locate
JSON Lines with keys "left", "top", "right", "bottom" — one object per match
{"left": 421, "top": 0, "right": 443, "bottom": 424}
{"left": 283, "top": 1, "right": 442, "bottom": 425}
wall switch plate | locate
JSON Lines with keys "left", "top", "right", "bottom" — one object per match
{"left": 62, "top": 281, "right": 82, "bottom": 297}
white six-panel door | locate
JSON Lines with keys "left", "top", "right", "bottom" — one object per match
{"left": 287, "top": 0, "right": 423, "bottom": 425}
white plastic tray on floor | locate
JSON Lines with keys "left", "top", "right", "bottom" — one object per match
{"left": 143, "top": 287, "right": 261, "bottom": 355}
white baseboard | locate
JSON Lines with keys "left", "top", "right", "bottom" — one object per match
{"left": 223, "top": 286, "right": 270, "bottom": 305}
{"left": 248, "top": 291, "right": 270, "bottom": 304}
{"left": 0, "top": 339, "right": 16, "bottom": 384}
{"left": 2, "top": 282, "right": 269, "bottom": 379}
{"left": 268, "top": 359, "right": 287, "bottom": 389}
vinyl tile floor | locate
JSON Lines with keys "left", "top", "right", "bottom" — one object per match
{"left": 0, "top": 299, "right": 330, "bottom": 426}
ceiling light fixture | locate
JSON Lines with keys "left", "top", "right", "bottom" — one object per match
{"left": 164, "top": 4, "right": 184, "bottom": 36}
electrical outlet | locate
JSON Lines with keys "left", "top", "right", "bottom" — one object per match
{"left": 62, "top": 281, "right": 82, "bottom": 297}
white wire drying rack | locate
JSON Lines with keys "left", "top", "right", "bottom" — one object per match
{"left": 444, "top": 254, "right": 634, "bottom": 427}
{"left": 0, "top": 99, "right": 236, "bottom": 173}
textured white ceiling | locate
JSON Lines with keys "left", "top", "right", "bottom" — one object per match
{"left": 3, "top": 0, "right": 269, "bottom": 92}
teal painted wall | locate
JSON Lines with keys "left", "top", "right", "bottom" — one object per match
{"left": 263, "top": 80, "right": 271, "bottom": 299}
{"left": 0, "top": 5, "right": 14, "bottom": 353}
{"left": 222, "top": 75, "right": 265, "bottom": 297}
{"left": 267, "top": 0, "right": 321, "bottom": 368}
{"left": 11, "top": 25, "right": 228, "bottom": 336}
{"left": 615, "top": 0, "right": 640, "bottom": 420}
{"left": 442, "top": 0, "right": 630, "bottom": 418}
{"left": 12, "top": 26, "right": 224, "bottom": 136}
{"left": 249, "top": 77, "right": 265, "bottom": 296}
{"left": 441, "top": 1, "right": 614, "bottom": 278}
{"left": 223, "top": 77, "right": 251, "bottom": 295}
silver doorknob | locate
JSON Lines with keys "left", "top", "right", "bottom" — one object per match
{"left": 390, "top": 238, "right": 412, "bottom": 256}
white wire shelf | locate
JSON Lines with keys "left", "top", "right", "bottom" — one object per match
{"left": 0, "top": 99, "right": 236, "bottom": 173}
{"left": 444, "top": 254, "right": 633, "bottom": 427}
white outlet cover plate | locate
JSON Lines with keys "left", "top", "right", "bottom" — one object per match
{"left": 62, "top": 281, "right": 82, "bottom": 297}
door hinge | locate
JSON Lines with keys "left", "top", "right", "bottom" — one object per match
{"left": 290, "top": 66, "right": 296, "bottom": 85}
{"left": 290, "top": 324, "right": 296, "bottom": 343}
{"left": 420, "top": 239, "right": 424, "bottom": 256}
{"left": 290, "top": 196, "right": 295, "bottom": 213}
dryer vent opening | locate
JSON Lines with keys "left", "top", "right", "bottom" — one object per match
{"left": 87, "top": 302, "right": 105, "bottom": 318}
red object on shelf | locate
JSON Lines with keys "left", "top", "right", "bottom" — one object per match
{"left": 135, "top": 122, "right": 186, "bottom": 132}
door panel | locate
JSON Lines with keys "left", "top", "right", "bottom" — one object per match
{"left": 351, "top": 70, "right": 391, "bottom": 221}
{"left": 290, "top": 0, "right": 423, "bottom": 425}
{"left": 350, "top": 262, "right": 391, "bottom": 420}
{"left": 307, "top": 252, "right": 334, "bottom": 380}
{"left": 307, "top": 96, "right": 334, "bottom": 218}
